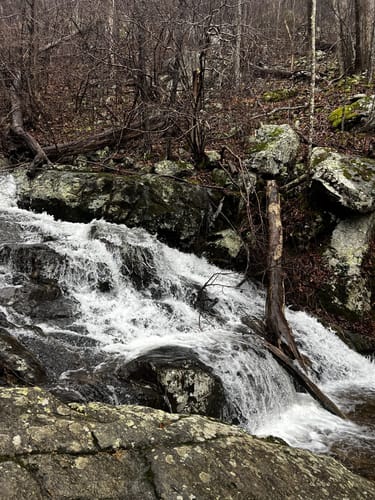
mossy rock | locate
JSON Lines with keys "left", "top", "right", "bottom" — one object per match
{"left": 153, "top": 159, "right": 194, "bottom": 177}
{"left": 328, "top": 96, "right": 375, "bottom": 129}
{"left": 13, "top": 168, "right": 214, "bottom": 252}
{"left": 0, "top": 386, "right": 374, "bottom": 499}
{"left": 246, "top": 124, "right": 300, "bottom": 177}
{"left": 262, "top": 88, "right": 298, "bottom": 102}
{"left": 311, "top": 147, "right": 375, "bottom": 214}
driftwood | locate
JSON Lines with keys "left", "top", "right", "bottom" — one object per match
{"left": 265, "top": 179, "right": 307, "bottom": 370}
{"left": 264, "top": 342, "right": 346, "bottom": 419}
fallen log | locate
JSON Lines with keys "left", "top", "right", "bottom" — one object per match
{"left": 264, "top": 341, "right": 346, "bottom": 419}
{"left": 43, "top": 116, "right": 167, "bottom": 161}
{"left": 249, "top": 63, "right": 311, "bottom": 80}
{"left": 263, "top": 179, "right": 346, "bottom": 420}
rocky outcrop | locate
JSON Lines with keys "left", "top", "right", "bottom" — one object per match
{"left": 310, "top": 148, "right": 375, "bottom": 320}
{"left": 322, "top": 214, "right": 375, "bottom": 317}
{"left": 13, "top": 167, "right": 218, "bottom": 252}
{"left": 1, "top": 386, "right": 374, "bottom": 500}
{"left": 0, "top": 328, "right": 46, "bottom": 386}
{"left": 246, "top": 124, "right": 300, "bottom": 177}
{"left": 311, "top": 148, "right": 375, "bottom": 214}
{"left": 204, "top": 228, "right": 245, "bottom": 267}
{"left": 153, "top": 159, "right": 194, "bottom": 177}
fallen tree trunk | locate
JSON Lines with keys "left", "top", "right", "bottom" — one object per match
{"left": 265, "top": 179, "right": 306, "bottom": 369}
{"left": 43, "top": 116, "right": 167, "bottom": 161}
{"left": 264, "top": 342, "right": 346, "bottom": 419}
{"left": 9, "top": 70, "right": 51, "bottom": 169}
{"left": 248, "top": 63, "right": 311, "bottom": 80}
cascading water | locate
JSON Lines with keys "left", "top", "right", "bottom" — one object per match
{"left": 0, "top": 173, "right": 374, "bottom": 476}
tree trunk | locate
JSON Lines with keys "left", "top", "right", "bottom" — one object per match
{"left": 9, "top": 70, "right": 50, "bottom": 169}
{"left": 264, "top": 179, "right": 346, "bottom": 420}
{"left": 234, "top": 0, "right": 242, "bottom": 91}
{"left": 354, "top": 0, "right": 363, "bottom": 72}
{"left": 265, "top": 180, "right": 306, "bottom": 368}
{"left": 264, "top": 342, "right": 346, "bottom": 419}
{"left": 308, "top": 0, "right": 316, "bottom": 162}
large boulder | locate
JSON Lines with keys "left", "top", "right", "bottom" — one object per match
{"left": 13, "top": 168, "right": 217, "bottom": 252}
{"left": 119, "top": 346, "right": 232, "bottom": 421}
{"left": 246, "top": 124, "right": 300, "bottom": 177}
{"left": 0, "top": 387, "right": 374, "bottom": 499}
{"left": 321, "top": 213, "right": 375, "bottom": 317}
{"left": 311, "top": 148, "right": 375, "bottom": 214}
{"left": 0, "top": 243, "right": 80, "bottom": 322}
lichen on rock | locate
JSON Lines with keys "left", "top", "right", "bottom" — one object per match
{"left": 246, "top": 124, "right": 300, "bottom": 177}
{"left": 0, "top": 386, "right": 374, "bottom": 500}
{"left": 311, "top": 147, "right": 375, "bottom": 214}
{"left": 322, "top": 213, "right": 375, "bottom": 317}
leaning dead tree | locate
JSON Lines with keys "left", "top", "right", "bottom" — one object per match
{"left": 265, "top": 180, "right": 306, "bottom": 367}
{"left": 264, "top": 179, "right": 346, "bottom": 419}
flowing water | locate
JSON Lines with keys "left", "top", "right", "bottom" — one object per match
{"left": 0, "top": 173, "right": 374, "bottom": 478}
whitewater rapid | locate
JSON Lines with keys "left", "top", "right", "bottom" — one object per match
{"left": 0, "top": 173, "right": 374, "bottom": 459}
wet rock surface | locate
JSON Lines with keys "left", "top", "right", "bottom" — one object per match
{"left": 0, "top": 386, "right": 374, "bottom": 500}
{"left": 13, "top": 168, "right": 218, "bottom": 252}
{"left": 119, "top": 346, "right": 232, "bottom": 421}
{"left": 0, "top": 327, "right": 46, "bottom": 386}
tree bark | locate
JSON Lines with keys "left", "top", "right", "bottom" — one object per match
{"left": 9, "top": 70, "right": 50, "bottom": 169}
{"left": 264, "top": 179, "right": 346, "bottom": 420}
{"left": 234, "top": 0, "right": 242, "bottom": 91}
{"left": 308, "top": 0, "right": 316, "bottom": 162}
{"left": 264, "top": 342, "right": 346, "bottom": 419}
{"left": 265, "top": 180, "right": 306, "bottom": 369}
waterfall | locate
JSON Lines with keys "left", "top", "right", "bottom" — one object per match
{"left": 0, "top": 173, "right": 374, "bottom": 459}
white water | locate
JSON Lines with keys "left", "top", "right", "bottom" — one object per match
{"left": 0, "top": 173, "right": 374, "bottom": 457}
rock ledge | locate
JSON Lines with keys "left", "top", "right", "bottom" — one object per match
{"left": 0, "top": 387, "right": 374, "bottom": 499}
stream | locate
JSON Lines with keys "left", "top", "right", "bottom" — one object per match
{"left": 0, "top": 173, "right": 374, "bottom": 480}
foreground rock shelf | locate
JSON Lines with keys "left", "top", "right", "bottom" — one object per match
{"left": 1, "top": 387, "right": 374, "bottom": 499}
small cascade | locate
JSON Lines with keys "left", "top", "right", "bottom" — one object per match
{"left": 0, "top": 173, "right": 374, "bottom": 471}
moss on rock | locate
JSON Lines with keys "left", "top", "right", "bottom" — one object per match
{"left": 328, "top": 96, "right": 375, "bottom": 129}
{"left": 262, "top": 88, "right": 298, "bottom": 102}
{"left": 246, "top": 124, "right": 300, "bottom": 177}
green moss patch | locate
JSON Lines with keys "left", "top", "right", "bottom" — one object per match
{"left": 262, "top": 88, "right": 298, "bottom": 102}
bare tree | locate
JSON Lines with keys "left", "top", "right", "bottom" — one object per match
{"left": 308, "top": 0, "right": 317, "bottom": 162}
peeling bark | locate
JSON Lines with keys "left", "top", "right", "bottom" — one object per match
{"left": 265, "top": 179, "right": 306, "bottom": 368}
{"left": 264, "top": 179, "right": 346, "bottom": 420}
